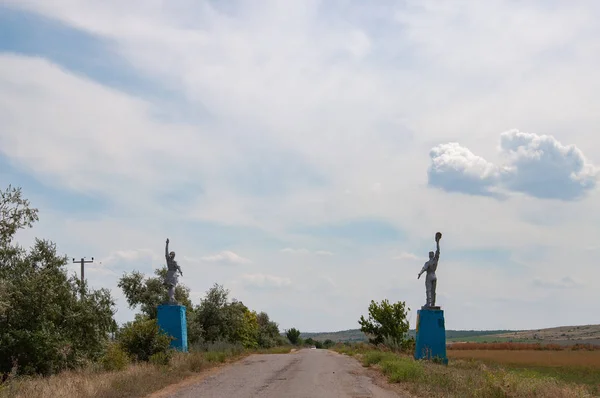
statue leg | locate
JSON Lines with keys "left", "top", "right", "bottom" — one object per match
{"left": 431, "top": 279, "right": 437, "bottom": 307}
{"left": 168, "top": 286, "right": 175, "bottom": 303}
{"left": 425, "top": 278, "right": 432, "bottom": 307}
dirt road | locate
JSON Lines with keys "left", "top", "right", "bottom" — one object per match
{"left": 165, "top": 349, "right": 408, "bottom": 397}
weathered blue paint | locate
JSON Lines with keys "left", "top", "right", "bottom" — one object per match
{"left": 414, "top": 308, "right": 448, "bottom": 364}
{"left": 157, "top": 304, "right": 188, "bottom": 352}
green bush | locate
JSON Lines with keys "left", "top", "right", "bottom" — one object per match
{"left": 100, "top": 343, "right": 129, "bottom": 371}
{"left": 117, "top": 318, "right": 172, "bottom": 362}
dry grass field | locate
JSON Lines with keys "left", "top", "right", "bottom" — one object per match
{"left": 334, "top": 343, "right": 600, "bottom": 397}
{"left": 447, "top": 349, "right": 600, "bottom": 368}
{"left": 448, "top": 342, "right": 600, "bottom": 351}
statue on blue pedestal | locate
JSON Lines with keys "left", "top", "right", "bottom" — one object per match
{"left": 165, "top": 238, "right": 183, "bottom": 304}
{"left": 158, "top": 238, "right": 188, "bottom": 352}
{"left": 414, "top": 232, "right": 447, "bottom": 363}
{"left": 417, "top": 232, "right": 441, "bottom": 308}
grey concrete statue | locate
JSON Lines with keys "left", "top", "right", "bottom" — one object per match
{"left": 165, "top": 238, "right": 183, "bottom": 304}
{"left": 418, "top": 232, "right": 442, "bottom": 308}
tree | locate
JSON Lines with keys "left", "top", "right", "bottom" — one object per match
{"left": 256, "top": 311, "right": 281, "bottom": 348}
{"left": 222, "top": 301, "right": 259, "bottom": 349}
{"left": 0, "top": 185, "right": 38, "bottom": 245}
{"left": 0, "top": 186, "right": 117, "bottom": 375}
{"left": 194, "top": 283, "right": 230, "bottom": 343}
{"left": 286, "top": 328, "right": 301, "bottom": 345}
{"left": 358, "top": 299, "right": 412, "bottom": 350}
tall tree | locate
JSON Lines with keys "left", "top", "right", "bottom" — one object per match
{"left": 0, "top": 186, "right": 117, "bottom": 376}
{"left": 286, "top": 328, "right": 301, "bottom": 345}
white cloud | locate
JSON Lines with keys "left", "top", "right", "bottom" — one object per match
{"left": 2, "top": 1, "right": 600, "bottom": 332}
{"left": 239, "top": 274, "right": 292, "bottom": 289}
{"left": 393, "top": 252, "right": 419, "bottom": 261}
{"left": 428, "top": 130, "right": 598, "bottom": 200}
{"left": 280, "top": 248, "right": 334, "bottom": 256}
{"left": 533, "top": 276, "right": 583, "bottom": 289}
{"left": 499, "top": 130, "right": 598, "bottom": 200}
{"left": 200, "top": 251, "right": 252, "bottom": 265}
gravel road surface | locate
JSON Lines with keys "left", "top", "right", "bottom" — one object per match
{"left": 166, "top": 349, "right": 407, "bottom": 397}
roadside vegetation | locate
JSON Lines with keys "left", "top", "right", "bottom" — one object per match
{"left": 331, "top": 299, "right": 600, "bottom": 397}
{"left": 0, "top": 185, "right": 291, "bottom": 398}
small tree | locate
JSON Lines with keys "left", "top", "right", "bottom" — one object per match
{"left": 285, "top": 328, "right": 301, "bottom": 345}
{"left": 358, "top": 299, "right": 411, "bottom": 350}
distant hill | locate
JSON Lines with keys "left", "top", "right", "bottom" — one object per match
{"left": 299, "top": 329, "right": 515, "bottom": 342}
{"left": 298, "top": 325, "right": 600, "bottom": 346}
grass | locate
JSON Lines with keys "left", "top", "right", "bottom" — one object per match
{"left": 0, "top": 345, "right": 293, "bottom": 398}
{"left": 332, "top": 344, "right": 599, "bottom": 397}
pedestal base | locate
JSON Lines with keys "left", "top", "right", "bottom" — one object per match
{"left": 157, "top": 304, "right": 188, "bottom": 352}
{"left": 414, "top": 308, "right": 447, "bottom": 364}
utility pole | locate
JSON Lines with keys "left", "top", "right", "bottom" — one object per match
{"left": 73, "top": 257, "right": 94, "bottom": 299}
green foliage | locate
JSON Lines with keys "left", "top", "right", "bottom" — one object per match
{"left": 286, "top": 328, "right": 301, "bottom": 345}
{"left": 0, "top": 186, "right": 117, "bottom": 376}
{"left": 194, "top": 283, "right": 229, "bottom": 343}
{"left": 221, "top": 301, "right": 259, "bottom": 349}
{"left": 0, "top": 185, "right": 39, "bottom": 245}
{"left": 323, "top": 339, "right": 335, "bottom": 348}
{"left": 314, "top": 340, "right": 323, "bottom": 349}
{"left": 116, "top": 318, "right": 172, "bottom": 362}
{"left": 358, "top": 299, "right": 411, "bottom": 350}
{"left": 256, "top": 312, "right": 281, "bottom": 348}
{"left": 101, "top": 343, "right": 130, "bottom": 371}
{"left": 193, "top": 284, "right": 279, "bottom": 349}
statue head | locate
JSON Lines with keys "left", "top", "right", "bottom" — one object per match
{"left": 429, "top": 251, "right": 434, "bottom": 260}
{"left": 169, "top": 251, "right": 176, "bottom": 259}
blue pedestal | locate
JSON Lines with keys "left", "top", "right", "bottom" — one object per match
{"left": 157, "top": 304, "right": 188, "bottom": 352}
{"left": 414, "top": 308, "right": 447, "bottom": 364}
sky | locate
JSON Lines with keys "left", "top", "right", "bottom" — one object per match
{"left": 1, "top": 0, "right": 599, "bottom": 333}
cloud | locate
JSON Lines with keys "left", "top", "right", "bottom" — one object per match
{"left": 499, "top": 130, "right": 598, "bottom": 200}
{"left": 2, "top": 1, "right": 600, "bottom": 332}
{"left": 200, "top": 251, "right": 252, "bottom": 265}
{"left": 280, "top": 248, "right": 334, "bottom": 256}
{"left": 428, "top": 142, "right": 502, "bottom": 197}
{"left": 239, "top": 274, "right": 291, "bottom": 290}
{"left": 428, "top": 130, "right": 598, "bottom": 200}
{"left": 533, "top": 276, "right": 583, "bottom": 289}
{"left": 393, "top": 252, "right": 419, "bottom": 261}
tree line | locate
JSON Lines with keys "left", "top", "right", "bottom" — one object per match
{"left": 1, "top": 184, "right": 415, "bottom": 378}
{"left": 0, "top": 185, "right": 288, "bottom": 377}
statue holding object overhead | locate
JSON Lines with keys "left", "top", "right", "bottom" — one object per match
{"left": 418, "top": 232, "right": 442, "bottom": 308}
{"left": 165, "top": 238, "right": 183, "bottom": 304}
